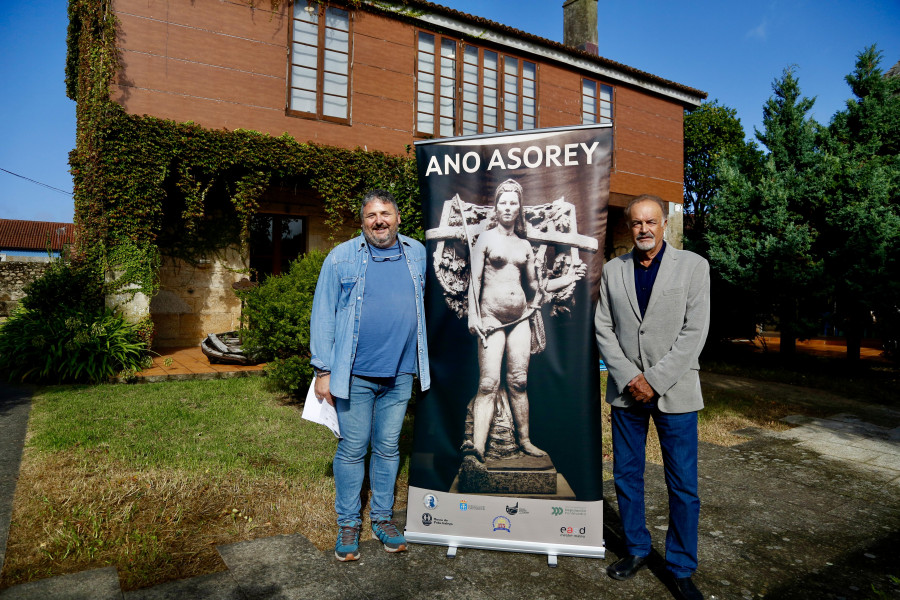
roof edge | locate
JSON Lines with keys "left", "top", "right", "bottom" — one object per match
{"left": 363, "top": 0, "right": 707, "bottom": 107}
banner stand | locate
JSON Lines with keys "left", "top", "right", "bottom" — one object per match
{"left": 405, "top": 482, "right": 606, "bottom": 564}
{"left": 406, "top": 531, "right": 605, "bottom": 565}
{"left": 407, "top": 125, "right": 612, "bottom": 565}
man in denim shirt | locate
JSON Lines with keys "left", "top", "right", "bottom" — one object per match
{"left": 310, "top": 189, "right": 430, "bottom": 562}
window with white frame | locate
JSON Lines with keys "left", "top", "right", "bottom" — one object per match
{"left": 289, "top": 1, "right": 351, "bottom": 122}
{"left": 417, "top": 32, "right": 537, "bottom": 137}
{"left": 582, "top": 79, "right": 613, "bottom": 125}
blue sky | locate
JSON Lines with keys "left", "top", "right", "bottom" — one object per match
{"left": 1, "top": 0, "right": 898, "bottom": 223}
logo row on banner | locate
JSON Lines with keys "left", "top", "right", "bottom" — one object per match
{"left": 407, "top": 486, "right": 603, "bottom": 554}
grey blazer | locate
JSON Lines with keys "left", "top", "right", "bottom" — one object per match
{"left": 594, "top": 245, "right": 711, "bottom": 413}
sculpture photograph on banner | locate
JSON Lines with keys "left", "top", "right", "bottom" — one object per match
{"left": 430, "top": 178, "right": 597, "bottom": 497}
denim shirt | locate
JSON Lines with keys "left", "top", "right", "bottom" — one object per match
{"left": 309, "top": 234, "right": 431, "bottom": 399}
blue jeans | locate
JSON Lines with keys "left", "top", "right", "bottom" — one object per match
{"left": 611, "top": 404, "right": 699, "bottom": 578}
{"left": 333, "top": 374, "right": 413, "bottom": 526}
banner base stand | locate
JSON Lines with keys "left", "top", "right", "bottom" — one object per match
{"left": 406, "top": 531, "right": 605, "bottom": 562}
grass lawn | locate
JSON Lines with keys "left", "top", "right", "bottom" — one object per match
{"left": 1, "top": 353, "right": 896, "bottom": 592}
{"left": 0, "top": 377, "right": 413, "bottom": 591}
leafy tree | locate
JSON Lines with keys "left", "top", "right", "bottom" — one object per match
{"left": 707, "top": 67, "right": 828, "bottom": 355}
{"left": 683, "top": 100, "right": 760, "bottom": 250}
{"left": 823, "top": 46, "right": 900, "bottom": 360}
{"left": 683, "top": 101, "right": 763, "bottom": 344}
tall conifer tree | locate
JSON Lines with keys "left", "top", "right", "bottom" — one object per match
{"left": 824, "top": 46, "right": 900, "bottom": 360}
{"left": 707, "top": 68, "right": 827, "bottom": 355}
{"left": 683, "top": 100, "right": 757, "bottom": 248}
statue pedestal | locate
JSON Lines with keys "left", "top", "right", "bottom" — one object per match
{"left": 454, "top": 454, "right": 559, "bottom": 495}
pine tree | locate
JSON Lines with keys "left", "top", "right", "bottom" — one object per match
{"left": 824, "top": 46, "right": 900, "bottom": 361}
{"left": 707, "top": 67, "right": 828, "bottom": 355}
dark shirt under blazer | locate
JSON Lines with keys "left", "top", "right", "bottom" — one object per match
{"left": 634, "top": 241, "right": 666, "bottom": 318}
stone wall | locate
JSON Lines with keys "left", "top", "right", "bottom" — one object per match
{"left": 0, "top": 260, "right": 49, "bottom": 316}
{"left": 666, "top": 202, "right": 685, "bottom": 250}
{"left": 151, "top": 248, "right": 247, "bottom": 348}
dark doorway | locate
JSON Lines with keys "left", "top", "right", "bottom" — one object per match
{"left": 249, "top": 214, "right": 307, "bottom": 279}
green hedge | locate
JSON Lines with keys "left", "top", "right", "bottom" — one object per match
{"left": 238, "top": 251, "right": 326, "bottom": 395}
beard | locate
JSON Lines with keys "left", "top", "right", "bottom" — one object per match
{"left": 363, "top": 223, "right": 399, "bottom": 248}
{"left": 634, "top": 234, "right": 656, "bottom": 251}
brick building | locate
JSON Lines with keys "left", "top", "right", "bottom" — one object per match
{"left": 97, "top": 0, "right": 705, "bottom": 345}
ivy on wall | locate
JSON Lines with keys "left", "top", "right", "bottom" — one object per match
{"left": 66, "top": 0, "right": 423, "bottom": 300}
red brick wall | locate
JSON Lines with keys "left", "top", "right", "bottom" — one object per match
{"left": 611, "top": 87, "right": 684, "bottom": 203}
{"left": 111, "top": 0, "right": 685, "bottom": 203}
{"left": 537, "top": 64, "right": 684, "bottom": 205}
{"left": 112, "top": 0, "right": 418, "bottom": 150}
{"left": 537, "top": 63, "right": 583, "bottom": 127}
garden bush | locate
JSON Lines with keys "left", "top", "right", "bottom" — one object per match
{"left": 21, "top": 253, "right": 103, "bottom": 315}
{"left": 238, "top": 250, "right": 327, "bottom": 395}
{"left": 0, "top": 306, "right": 149, "bottom": 383}
{"left": 0, "top": 255, "right": 149, "bottom": 383}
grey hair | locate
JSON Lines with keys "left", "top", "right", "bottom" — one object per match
{"left": 360, "top": 189, "right": 400, "bottom": 221}
{"left": 625, "top": 194, "right": 668, "bottom": 222}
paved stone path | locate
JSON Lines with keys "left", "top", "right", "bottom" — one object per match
{"left": 2, "top": 381, "right": 900, "bottom": 599}
{"left": 776, "top": 413, "right": 900, "bottom": 485}
{"left": 127, "top": 346, "right": 265, "bottom": 383}
{"left": 0, "top": 385, "right": 30, "bottom": 577}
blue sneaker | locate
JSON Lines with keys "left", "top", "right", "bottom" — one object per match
{"left": 371, "top": 519, "right": 407, "bottom": 552}
{"left": 334, "top": 524, "right": 360, "bottom": 561}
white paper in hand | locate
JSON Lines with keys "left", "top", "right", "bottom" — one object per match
{"left": 301, "top": 379, "right": 341, "bottom": 438}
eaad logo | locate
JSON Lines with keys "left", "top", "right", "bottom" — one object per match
{"left": 551, "top": 506, "right": 563, "bottom": 516}
{"left": 492, "top": 516, "right": 511, "bottom": 533}
{"left": 422, "top": 513, "right": 433, "bottom": 526}
{"left": 423, "top": 494, "right": 438, "bottom": 510}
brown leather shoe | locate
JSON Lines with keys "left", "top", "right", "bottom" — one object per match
{"left": 606, "top": 554, "right": 648, "bottom": 580}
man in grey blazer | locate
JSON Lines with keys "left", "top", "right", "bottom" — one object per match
{"left": 594, "top": 194, "right": 710, "bottom": 600}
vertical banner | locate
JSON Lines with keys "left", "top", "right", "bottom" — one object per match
{"left": 406, "top": 124, "right": 611, "bottom": 558}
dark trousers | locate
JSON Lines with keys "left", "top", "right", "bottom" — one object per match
{"left": 611, "top": 403, "right": 699, "bottom": 578}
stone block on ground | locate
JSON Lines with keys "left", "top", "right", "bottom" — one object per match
{"left": 124, "top": 571, "right": 244, "bottom": 600}
{"left": 0, "top": 567, "right": 120, "bottom": 600}
{"left": 217, "top": 533, "right": 356, "bottom": 599}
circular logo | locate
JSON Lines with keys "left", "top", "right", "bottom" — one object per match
{"left": 422, "top": 513, "right": 433, "bottom": 526}
{"left": 423, "top": 494, "right": 438, "bottom": 510}
{"left": 492, "top": 516, "right": 511, "bottom": 532}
